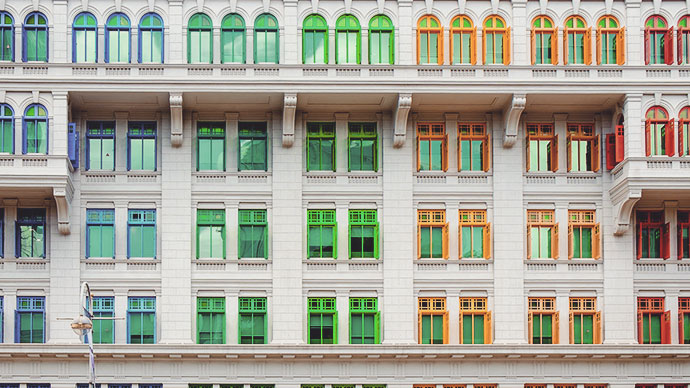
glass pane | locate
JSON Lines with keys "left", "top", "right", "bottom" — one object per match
{"left": 321, "top": 139, "right": 333, "bottom": 170}
{"left": 143, "top": 138, "right": 155, "bottom": 170}
{"left": 141, "top": 30, "right": 152, "bottom": 62}
{"left": 362, "top": 225, "right": 375, "bottom": 257}
{"left": 650, "top": 314, "right": 661, "bottom": 343}
{"left": 210, "top": 225, "right": 224, "bottom": 258}
{"left": 432, "top": 314, "right": 444, "bottom": 343}
{"left": 142, "top": 226, "right": 155, "bottom": 257}
{"left": 421, "top": 315, "right": 431, "bottom": 343}
{"left": 420, "top": 227, "right": 431, "bottom": 258}
{"left": 582, "top": 314, "right": 593, "bottom": 344}
{"left": 201, "top": 31, "right": 211, "bottom": 62}
{"left": 351, "top": 225, "right": 362, "bottom": 258}
{"left": 429, "top": 33, "right": 438, "bottom": 63}
{"left": 142, "top": 312, "right": 155, "bottom": 343}
{"left": 266, "top": 31, "right": 277, "bottom": 63}
{"left": 308, "top": 226, "right": 321, "bottom": 257}
{"left": 461, "top": 226, "right": 472, "bottom": 258}
{"left": 431, "top": 227, "right": 443, "bottom": 258}
{"left": 430, "top": 140, "right": 443, "bottom": 170}
{"left": 308, "top": 139, "right": 320, "bottom": 170}
{"left": 351, "top": 314, "right": 363, "bottom": 343}
{"left": 130, "top": 139, "right": 142, "bottom": 169}
{"left": 321, "top": 226, "right": 334, "bottom": 257}
{"left": 102, "top": 138, "right": 115, "bottom": 170}
{"left": 89, "top": 138, "right": 102, "bottom": 169}
{"left": 472, "top": 226, "right": 483, "bottom": 257}
{"left": 199, "top": 139, "right": 211, "bottom": 170}
{"left": 371, "top": 33, "right": 380, "bottom": 64}
{"left": 538, "top": 140, "right": 550, "bottom": 171}
{"left": 198, "top": 225, "right": 210, "bottom": 258}
{"left": 118, "top": 31, "right": 128, "bottom": 62}
{"left": 471, "top": 140, "right": 482, "bottom": 171}
{"left": 101, "top": 225, "right": 114, "bottom": 257}
{"left": 152, "top": 31, "right": 162, "bottom": 63}
{"left": 573, "top": 314, "right": 582, "bottom": 343}
{"left": 530, "top": 226, "right": 540, "bottom": 257}
{"left": 581, "top": 227, "right": 592, "bottom": 258}
{"left": 420, "top": 32, "right": 429, "bottom": 63}
{"left": 539, "top": 227, "right": 551, "bottom": 258}
{"left": 460, "top": 140, "right": 471, "bottom": 170}
{"left": 349, "top": 139, "right": 361, "bottom": 171}
{"left": 419, "top": 140, "right": 430, "bottom": 170}
{"left": 361, "top": 139, "right": 375, "bottom": 170}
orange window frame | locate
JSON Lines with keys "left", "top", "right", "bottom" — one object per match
{"left": 459, "top": 297, "right": 492, "bottom": 344}
{"left": 678, "top": 106, "right": 690, "bottom": 156}
{"left": 450, "top": 15, "right": 476, "bottom": 65}
{"left": 417, "top": 297, "right": 448, "bottom": 344}
{"left": 526, "top": 210, "right": 559, "bottom": 259}
{"left": 417, "top": 210, "right": 449, "bottom": 259}
{"left": 554, "top": 385, "right": 577, "bottom": 388}
{"left": 482, "top": 15, "right": 511, "bottom": 65}
{"left": 637, "top": 297, "right": 670, "bottom": 344}
{"left": 645, "top": 106, "right": 675, "bottom": 157}
{"left": 567, "top": 123, "right": 600, "bottom": 172}
{"left": 569, "top": 297, "right": 602, "bottom": 344}
{"left": 458, "top": 123, "right": 490, "bottom": 172}
{"left": 584, "top": 385, "right": 608, "bottom": 388}
{"left": 458, "top": 210, "right": 491, "bottom": 259}
{"left": 528, "top": 297, "right": 559, "bottom": 344}
{"left": 564, "top": 16, "right": 592, "bottom": 65}
{"left": 596, "top": 16, "right": 625, "bottom": 65}
{"left": 531, "top": 15, "right": 558, "bottom": 65}
{"left": 417, "top": 122, "right": 448, "bottom": 171}
{"left": 526, "top": 123, "right": 558, "bottom": 172}
{"left": 417, "top": 15, "right": 443, "bottom": 65}
{"left": 680, "top": 297, "right": 690, "bottom": 344}
{"left": 568, "top": 210, "right": 601, "bottom": 259}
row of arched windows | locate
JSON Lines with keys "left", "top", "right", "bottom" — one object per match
{"left": 643, "top": 15, "right": 690, "bottom": 65}
{"left": 645, "top": 106, "right": 690, "bottom": 157}
{"left": 0, "top": 103, "right": 48, "bottom": 154}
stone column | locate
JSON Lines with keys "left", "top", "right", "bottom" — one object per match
{"left": 52, "top": 0, "right": 68, "bottom": 63}
{"left": 511, "top": 0, "right": 528, "bottom": 65}
{"left": 168, "top": 0, "right": 184, "bottom": 64}
{"left": 335, "top": 112, "right": 349, "bottom": 173}
{"left": 553, "top": 113, "right": 568, "bottom": 173}
{"left": 623, "top": 94, "right": 643, "bottom": 158}
{"left": 397, "top": 0, "right": 414, "bottom": 65}
{"left": 283, "top": 0, "right": 299, "bottom": 64}
{"left": 625, "top": 0, "right": 643, "bottom": 66}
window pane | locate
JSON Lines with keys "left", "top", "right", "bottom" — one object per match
{"left": 361, "top": 139, "right": 375, "bottom": 170}
{"left": 321, "top": 139, "right": 333, "bottom": 170}
{"left": 198, "top": 226, "right": 210, "bottom": 258}
{"left": 308, "top": 139, "right": 320, "bottom": 170}
{"left": 210, "top": 225, "right": 224, "bottom": 258}
{"left": 129, "top": 226, "right": 142, "bottom": 257}
{"left": 89, "top": 138, "right": 102, "bottom": 169}
{"left": 308, "top": 226, "right": 321, "bottom": 257}
{"left": 420, "top": 227, "right": 431, "bottom": 257}
{"left": 472, "top": 226, "right": 483, "bottom": 257}
{"left": 130, "top": 139, "right": 142, "bottom": 169}
{"left": 102, "top": 138, "right": 115, "bottom": 170}
{"left": 421, "top": 315, "right": 431, "bottom": 343}
{"left": 462, "top": 315, "right": 472, "bottom": 343}
{"left": 539, "top": 227, "right": 551, "bottom": 258}
{"left": 460, "top": 140, "right": 471, "bottom": 170}
{"left": 431, "top": 227, "right": 443, "bottom": 258}
{"left": 321, "top": 226, "right": 334, "bottom": 257}
{"left": 419, "top": 140, "right": 430, "bottom": 170}
{"left": 143, "top": 138, "right": 155, "bottom": 170}
{"left": 142, "top": 312, "right": 155, "bottom": 343}
{"left": 473, "top": 314, "right": 484, "bottom": 344}
{"left": 471, "top": 140, "right": 483, "bottom": 171}
{"left": 461, "top": 226, "right": 472, "bottom": 258}
{"left": 351, "top": 314, "right": 363, "bottom": 343}
{"left": 101, "top": 225, "right": 114, "bottom": 257}
{"left": 198, "top": 138, "right": 211, "bottom": 170}
{"left": 430, "top": 140, "right": 443, "bottom": 170}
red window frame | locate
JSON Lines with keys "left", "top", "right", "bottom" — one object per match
{"left": 680, "top": 297, "right": 690, "bottom": 344}
{"left": 645, "top": 106, "right": 675, "bottom": 157}
{"left": 644, "top": 15, "right": 673, "bottom": 65}
{"left": 637, "top": 297, "right": 671, "bottom": 344}
{"left": 636, "top": 210, "right": 669, "bottom": 259}
{"left": 678, "top": 15, "right": 690, "bottom": 64}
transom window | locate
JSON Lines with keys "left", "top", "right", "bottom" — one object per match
{"left": 23, "top": 12, "right": 48, "bottom": 62}
{"left": 418, "top": 210, "right": 449, "bottom": 259}
{"left": 23, "top": 104, "right": 48, "bottom": 154}
{"left": 336, "top": 14, "right": 360, "bottom": 64}
{"left": 418, "top": 297, "right": 447, "bottom": 344}
{"left": 458, "top": 210, "right": 490, "bottom": 259}
{"left": 526, "top": 123, "right": 557, "bottom": 172}
{"left": 188, "top": 13, "right": 213, "bottom": 64}
{"left": 636, "top": 210, "right": 668, "bottom": 259}
{"left": 645, "top": 106, "right": 674, "bottom": 156}
{"left": 0, "top": 11, "right": 14, "bottom": 61}
{"left": 458, "top": 123, "right": 489, "bottom": 171}
{"left": 303, "top": 15, "right": 328, "bottom": 64}
{"left": 597, "top": 15, "right": 625, "bottom": 65}
{"left": 483, "top": 15, "right": 510, "bottom": 64}
{"left": 105, "top": 13, "right": 130, "bottom": 63}
{"left": 86, "top": 121, "right": 115, "bottom": 170}
{"left": 308, "top": 297, "right": 337, "bottom": 344}
{"left": 527, "top": 210, "right": 558, "bottom": 259}
{"left": 418, "top": 15, "right": 442, "bottom": 65}
{"left": 348, "top": 122, "right": 377, "bottom": 171}
{"left": 568, "top": 210, "right": 600, "bottom": 259}
{"left": 73, "top": 13, "right": 97, "bottom": 63}
{"left": 531, "top": 16, "right": 557, "bottom": 65}
{"left": 567, "top": 123, "right": 599, "bottom": 172}
{"left": 0, "top": 104, "right": 13, "bottom": 153}
{"left": 139, "top": 13, "right": 164, "bottom": 63}
{"left": 369, "top": 15, "right": 394, "bottom": 64}
{"left": 307, "top": 209, "right": 337, "bottom": 259}
{"left": 564, "top": 16, "right": 591, "bottom": 65}
{"left": 459, "top": 297, "right": 491, "bottom": 344}
{"left": 196, "top": 209, "right": 225, "bottom": 259}
{"left": 221, "top": 14, "right": 245, "bottom": 64}
{"left": 254, "top": 14, "right": 279, "bottom": 64}
{"left": 528, "top": 297, "right": 558, "bottom": 344}
{"left": 450, "top": 15, "right": 476, "bottom": 65}
{"left": 644, "top": 15, "right": 671, "bottom": 65}
{"left": 417, "top": 123, "right": 448, "bottom": 171}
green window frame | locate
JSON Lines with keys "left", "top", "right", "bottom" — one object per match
{"left": 239, "top": 297, "right": 267, "bottom": 344}
{"left": 349, "top": 297, "right": 380, "bottom": 344}
{"left": 86, "top": 209, "right": 115, "bottom": 258}
{"left": 127, "top": 209, "right": 156, "bottom": 258}
{"left": 91, "top": 296, "right": 114, "bottom": 344}
{"left": 369, "top": 15, "right": 394, "bottom": 64}
{"left": 349, "top": 210, "right": 378, "bottom": 259}
{"left": 73, "top": 13, "right": 97, "bottom": 63}
{"left": 254, "top": 14, "right": 279, "bottom": 64}
{"left": 128, "top": 297, "right": 155, "bottom": 344}
{"left": 197, "top": 122, "right": 225, "bottom": 171}
{"left": 238, "top": 209, "right": 268, "bottom": 259}
{"left": 348, "top": 122, "right": 377, "bottom": 171}
{"left": 16, "top": 296, "right": 45, "bottom": 343}
{"left": 307, "top": 210, "right": 337, "bottom": 259}
{"left": 188, "top": 13, "right": 213, "bottom": 64}
{"left": 335, "top": 14, "right": 360, "bottom": 64}
{"left": 239, "top": 122, "right": 268, "bottom": 171}
{"left": 221, "top": 14, "right": 245, "bottom": 64}
{"left": 127, "top": 122, "right": 157, "bottom": 171}
{"left": 308, "top": 297, "right": 337, "bottom": 344}
{"left": 307, "top": 122, "right": 336, "bottom": 171}
{"left": 303, "top": 14, "right": 328, "bottom": 64}
{"left": 197, "top": 297, "right": 225, "bottom": 344}
{"left": 196, "top": 209, "right": 225, "bottom": 259}
{"left": 86, "top": 121, "right": 115, "bottom": 171}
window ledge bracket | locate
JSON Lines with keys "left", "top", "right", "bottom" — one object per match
{"left": 502, "top": 94, "right": 526, "bottom": 148}
{"left": 54, "top": 186, "right": 72, "bottom": 235}
{"left": 169, "top": 92, "right": 183, "bottom": 147}
{"left": 612, "top": 187, "right": 641, "bottom": 236}
{"left": 393, "top": 93, "right": 412, "bottom": 148}
{"left": 282, "top": 93, "right": 297, "bottom": 147}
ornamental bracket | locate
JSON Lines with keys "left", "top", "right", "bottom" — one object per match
{"left": 54, "top": 186, "right": 72, "bottom": 235}
{"left": 614, "top": 189, "right": 642, "bottom": 236}
{"left": 393, "top": 93, "right": 412, "bottom": 148}
{"left": 282, "top": 93, "right": 298, "bottom": 147}
{"left": 169, "top": 92, "right": 184, "bottom": 147}
{"left": 503, "top": 94, "right": 526, "bottom": 148}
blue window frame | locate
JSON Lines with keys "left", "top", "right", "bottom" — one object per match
{"left": 90, "top": 296, "right": 114, "bottom": 344}
{"left": 139, "top": 385, "right": 162, "bottom": 388}
{"left": 0, "top": 104, "right": 14, "bottom": 153}
{"left": 23, "top": 104, "right": 48, "bottom": 154}
{"left": 127, "top": 296, "right": 156, "bottom": 344}
{"left": 0, "top": 385, "right": 19, "bottom": 388}
{"left": 86, "top": 121, "right": 115, "bottom": 170}
{"left": 0, "top": 296, "right": 4, "bottom": 342}
{"left": 0, "top": 11, "right": 14, "bottom": 61}
{"left": 86, "top": 209, "right": 115, "bottom": 258}
{"left": 105, "top": 13, "right": 130, "bottom": 63}
{"left": 139, "top": 13, "right": 164, "bottom": 63}
{"left": 16, "top": 208, "right": 46, "bottom": 258}
{"left": 127, "top": 122, "right": 156, "bottom": 170}
{"left": 27, "top": 385, "right": 50, "bottom": 388}
{"left": 0, "top": 208, "right": 4, "bottom": 258}
{"left": 108, "top": 384, "right": 131, "bottom": 388}
{"left": 73, "top": 12, "right": 97, "bottom": 63}
{"left": 127, "top": 209, "right": 156, "bottom": 258}
{"left": 15, "top": 296, "right": 45, "bottom": 343}
{"left": 23, "top": 12, "right": 48, "bottom": 62}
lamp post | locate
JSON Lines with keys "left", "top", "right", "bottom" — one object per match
{"left": 71, "top": 282, "right": 96, "bottom": 388}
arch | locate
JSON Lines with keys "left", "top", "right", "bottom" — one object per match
{"left": 299, "top": 9, "right": 332, "bottom": 26}
{"left": 563, "top": 15, "right": 591, "bottom": 65}
{"left": 565, "top": 15, "right": 587, "bottom": 29}
{"left": 363, "top": 8, "right": 398, "bottom": 26}
{"left": 72, "top": 12, "right": 97, "bottom": 63}
{"left": 596, "top": 15, "right": 624, "bottom": 65}
{"left": 450, "top": 15, "right": 476, "bottom": 65}
{"left": 187, "top": 13, "right": 213, "bottom": 64}
{"left": 335, "top": 14, "right": 360, "bottom": 64}
{"left": 189, "top": 12, "right": 213, "bottom": 28}
{"left": 0, "top": 11, "right": 15, "bottom": 61}
{"left": 23, "top": 103, "right": 48, "bottom": 155}
{"left": 138, "top": 13, "right": 164, "bottom": 63}
{"left": 526, "top": 8, "right": 561, "bottom": 27}
{"left": 248, "top": 6, "right": 284, "bottom": 27}
{"left": 645, "top": 14, "right": 667, "bottom": 29}
{"left": 303, "top": 14, "right": 328, "bottom": 64}
{"left": 483, "top": 15, "right": 510, "bottom": 65}
{"left": 221, "top": 13, "right": 246, "bottom": 64}
{"left": 105, "top": 12, "right": 131, "bottom": 63}
{"left": 644, "top": 15, "right": 671, "bottom": 65}
{"left": 417, "top": 15, "right": 442, "bottom": 65}
{"left": 369, "top": 14, "right": 394, "bottom": 64}
{"left": 645, "top": 105, "right": 674, "bottom": 157}
{"left": 0, "top": 103, "right": 14, "bottom": 153}
{"left": 531, "top": 15, "right": 557, "bottom": 65}
{"left": 254, "top": 13, "right": 279, "bottom": 64}
{"left": 597, "top": 15, "right": 619, "bottom": 29}
{"left": 646, "top": 105, "right": 669, "bottom": 120}
{"left": 23, "top": 12, "right": 49, "bottom": 62}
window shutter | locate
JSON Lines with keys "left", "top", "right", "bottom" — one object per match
{"left": 637, "top": 223, "right": 643, "bottom": 259}
{"left": 662, "top": 222, "right": 670, "bottom": 259}
{"left": 664, "top": 28, "right": 674, "bottom": 65}
{"left": 457, "top": 134, "right": 463, "bottom": 172}
{"left": 504, "top": 27, "right": 512, "bottom": 65}
{"left": 553, "top": 312, "right": 560, "bottom": 344}
{"left": 374, "top": 311, "right": 381, "bottom": 344}
{"left": 584, "top": 28, "right": 592, "bottom": 65}
{"left": 442, "top": 223, "right": 449, "bottom": 259}
{"left": 333, "top": 223, "right": 338, "bottom": 259}
{"left": 417, "top": 225, "right": 422, "bottom": 259}
{"left": 471, "top": 27, "right": 477, "bottom": 65}
{"left": 678, "top": 223, "right": 684, "bottom": 259}
{"left": 551, "top": 28, "right": 559, "bottom": 65}
{"left": 438, "top": 30, "right": 444, "bottom": 66}
{"left": 566, "top": 135, "right": 572, "bottom": 172}
{"left": 606, "top": 134, "right": 616, "bottom": 170}
{"left": 563, "top": 27, "right": 569, "bottom": 65}
{"left": 645, "top": 120, "right": 652, "bottom": 156}
{"left": 482, "top": 29, "right": 486, "bottom": 64}
{"left": 615, "top": 125, "right": 625, "bottom": 163}
{"left": 662, "top": 310, "right": 671, "bottom": 344}
{"left": 678, "top": 28, "right": 684, "bottom": 65}
{"left": 596, "top": 28, "right": 602, "bottom": 65}
{"left": 442, "top": 134, "right": 449, "bottom": 171}
{"left": 568, "top": 225, "right": 574, "bottom": 259}
{"left": 552, "top": 224, "right": 559, "bottom": 259}
{"left": 592, "top": 135, "right": 600, "bottom": 172}
{"left": 644, "top": 29, "right": 650, "bottom": 65}
{"left": 680, "top": 312, "right": 685, "bottom": 344}
{"left": 551, "top": 134, "right": 559, "bottom": 172}
{"left": 443, "top": 311, "right": 449, "bottom": 344}
{"left": 594, "top": 311, "right": 602, "bottom": 344}
{"left": 530, "top": 29, "right": 536, "bottom": 65}
{"left": 666, "top": 120, "right": 675, "bottom": 157}
{"left": 374, "top": 223, "right": 380, "bottom": 259}
{"left": 637, "top": 312, "right": 644, "bottom": 343}
{"left": 483, "top": 222, "right": 491, "bottom": 259}
{"left": 617, "top": 27, "right": 626, "bottom": 65}
{"left": 526, "top": 136, "right": 531, "bottom": 172}
{"left": 568, "top": 312, "right": 574, "bottom": 344}
{"left": 417, "top": 313, "right": 422, "bottom": 344}
{"left": 484, "top": 311, "right": 492, "bottom": 344}
{"left": 526, "top": 226, "right": 532, "bottom": 259}
{"left": 593, "top": 223, "right": 601, "bottom": 259}
{"left": 416, "top": 138, "right": 421, "bottom": 171}
{"left": 679, "top": 121, "right": 685, "bottom": 156}
{"left": 416, "top": 29, "right": 421, "bottom": 64}
{"left": 483, "top": 134, "right": 491, "bottom": 172}
{"left": 459, "top": 312, "right": 464, "bottom": 343}
{"left": 528, "top": 312, "right": 534, "bottom": 344}
{"left": 14, "top": 310, "right": 19, "bottom": 343}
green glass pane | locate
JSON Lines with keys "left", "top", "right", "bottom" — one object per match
{"left": 130, "top": 139, "right": 142, "bottom": 169}
{"left": 351, "top": 314, "right": 363, "bottom": 343}
{"left": 529, "top": 140, "right": 538, "bottom": 171}
{"left": 539, "top": 227, "right": 551, "bottom": 258}
{"left": 462, "top": 315, "right": 473, "bottom": 343}
{"left": 581, "top": 227, "right": 592, "bottom": 258}
{"left": 143, "top": 138, "right": 155, "bottom": 170}
{"left": 321, "top": 226, "right": 334, "bottom": 257}
{"left": 461, "top": 227, "right": 472, "bottom": 258}
{"left": 210, "top": 225, "right": 224, "bottom": 258}
{"left": 362, "top": 314, "right": 375, "bottom": 343}
{"left": 308, "top": 139, "right": 320, "bottom": 170}
{"left": 684, "top": 313, "right": 690, "bottom": 343}
{"left": 142, "top": 312, "right": 155, "bottom": 343}
{"left": 102, "top": 139, "right": 115, "bottom": 170}
{"left": 472, "top": 226, "right": 484, "bottom": 257}
{"left": 429, "top": 33, "right": 438, "bottom": 63}
{"left": 420, "top": 32, "right": 429, "bottom": 63}
{"left": 460, "top": 140, "right": 471, "bottom": 170}
{"left": 198, "top": 226, "right": 210, "bottom": 258}
{"left": 421, "top": 315, "right": 431, "bottom": 343}
{"left": 2, "top": 121, "right": 12, "bottom": 152}
{"left": 473, "top": 314, "right": 484, "bottom": 344}
{"left": 308, "top": 226, "right": 321, "bottom": 257}
{"left": 430, "top": 140, "right": 443, "bottom": 170}
{"left": 349, "top": 139, "right": 362, "bottom": 171}
{"left": 432, "top": 314, "right": 444, "bottom": 343}
{"left": 471, "top": 140, "right": 483, "bottom": 171}
{"left": 420, "top": 226, "right": 431, "bottom": 257}
{"left": 19, "top": 313, "right": 32, "bottom": 342}
{"left": 419, "top": 140, "right": 430, "bottom": 170}
{"left": 321, "top": 139, "right": 334, "bottom": 170}
{"left": 538, "top": 140, "right": 549, "bottom": 171}
{"left": 89, "top": 138, "right": 102, "bottom": 169}
{"left": 431, "top": 227, "right": 443, "bottom": 258}
{"left": 93, "top": 312, "right": 114, "bottom": 344}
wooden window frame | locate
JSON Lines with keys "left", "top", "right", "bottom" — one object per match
{"left": 678, "top": 107, "right": 690, "bottom": 156}
{"left": 644, "top": 15, "right": 673, "bottom": 65}
{"left": 526, "top": 123, "right": 558, "bottom": 172}
{"left": 483, "top": 15, "right": 511, "bottom": 65}
{"left": 417, "top": 15, "right": 443, "bottom": 65}
{"left": 568, "top": 210, "right": 601, "bottom": 259}
{"left": 637, "top": 297, "right": 671, "bottom": 344}
{"left": 458, "top": 123, "right": 490, "bottom": 172}
{"left": 527, "top": 210, "right": 559, "bottom": 259}
{"left": 680, "top": 297, "right": 690, "bottom": 344}
{"left": 645, "top": 106, "right": 675, "bottom": 157}
{"left": 596, "top": 16, "right": 625, "bottom": 65}
{"left": 567, "top": 123, "right": 599, "bottom": 172}
{"left": 459, "top": 297, "right": 492, "bottom": 344}
{"left": 417, "top": 122, "right": 448, "bottom": 171}
{"left": 678, "top": 15, "right": 690, "bottom": 64}
{"left": 528, "top": 297, "right": 559, "bottom": 344}
{"left": 531, "top": 15, "right": 558, "bottom": 65}
{"left": 564, "top": 15, "right": 592, "bottom": 65}
{"left": 418, "top": 210, "right": 449, "bottom": 259}
{"left": 677, "top": 211, "right": 690, "bottom": 259}
{"left": 417, "top": 297, "right": 448, "bottom": 344}
{"left": 450, "top": 15, "right": 476, "bottom": 65}
{"left": 636, "top": 210, "right": 669, "bottom": 259}
{"left": 569, "top": 297, "right": 601, "bottom": 344}
{"left": 458, "top": 210, "right": 491, "bottom": 259}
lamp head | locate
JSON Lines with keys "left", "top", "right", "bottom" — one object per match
{"left": 71, "top": 315, "right": 93, "bottom": 337}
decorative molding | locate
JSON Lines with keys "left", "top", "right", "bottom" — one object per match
{"left": 263, "top": 0, "right": 270, "bottom": 12}
{"left": 491, "top": 0, "right": 499, "bottom": 14}
{"left": 82, "top": 0, "right": 89, "bottom": 12}
{"left": 344, "top": 0, "right": 352, "bottom": 14}
{"left": 425, "top": 0, "right": 433, "bottom": 14}
{"left": 654, "top": 92, "right": 662, "bottom": 106}
{"left": 229, "top": 0, "right": 237, "bottom": 12}
{"left": 393, "top": 94, "right": 412, "bottom": 148}
{"left": 502, "top": 94, "right": 526, "bottom": 148}
{"left": 32, "top": 91, "right": 39, "bottom": 104}
{"left": 377, "top": 0, "right": 385, "bottom": 13}
{"left": 605, "top": 0, "right": 613, "bottom": 14}
{"left": 115, "top": 0, "right": 121, "bottom": 12}
{"left": 53, "top": 187, "right": 71, "bottom": 235}
{"left": 32, "top": 0, "right": 38, "bottom": 11}
{"left": 653, "top": 0, "right": 661, "bottom": 14}
{"left": 457, "top": 0, "right": 466, "bottom": 14}
{"left": 282, "top": 94, "right": 297, "bottom": 147}
{"left": 196, "top": 0, "right": 205, "bottom": 13}
{"left": 614, "top": 189, "right": 642, "bottom": 236}
{"left": 0, "top": 90, "right": 5, "bottom": 103}
{"left": 311, "top": 0, "right": 319, "bottom": 13}
{"left": 169, "top": 93, "right": 184, "bottom": 147}
{"left": 539, "top": 0, "right": 548, "bottom": 14}
{"left": 572, "top": 0, "right": 581, "bottom": 14}
{"left": 148, "top": 0, "right": 155, "bottom": 12}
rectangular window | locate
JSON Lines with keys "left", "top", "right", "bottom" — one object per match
{"left": 348, "top": 122, "right": 377, "bottom": 171}
{"left": 127, "top": 209, "right": 156, "bottom": 258}
{"left": 680, "top": 297, "right": 690, "bottom": 344}
{"left": 349, "top": 297, "right": 380, "bottom": 344}
{"left": 197, "top": 297, "right": 225, "bottom": 344}
{"left": 418, "top": 297, "right": 447, "bottom": 344}
{"left": 637, "top": 297, "right": 670, "bottom": 344}
{"left": 526, "top": 123, "right": 558, "bottom": 172}
{"left": 196, "top": 209, "right": 225, "bottom": 259}
{"left": 127, "top": 122, "right": 156, "bottom": 171}
{"left": 307, "top": 209, "right": 337, "bottom": 259}
{"left": 458, "top": 123, "right": 490, "bottom": 171}
{"left": 239, "top": 297, "right": 267, "bottom": 344}
{"left": 238, "top": 209, "right": 267, "bottom": 259}
{"left": 308, "top": 297, "right": 337, "bottom": 344}
{"left": 86, "top": 209, "right": 115, "bottom": 258}
{"left": 459, "top": 297, "right": 491, "bottom": 344}
{"left": 459, "top": 210, "right": 491, "bottom": 259}
{"left": 15, "top": 296, "right": 45, "bottom": 343}
{"left": 86, "top": 121, "right": 115, "bottom": 171}
{"left": 527, "top": 210, "right": 558, "bottom": 259}
{"left": 16, "top": 208, "right": 45, "bottom": 258}
{"left": 197, "top": 122, "right": 225, "bottom": 171}
{"left": 128, "top": 297, "right": 155, "bottom": 344}
{"left": 528, "top": 297, "right": 559, "bottom": 344}
{"left": 307, "top": 122, "right": 335, "bottom": 171}
{"left": 569, "top": 297, "right": 601, "bottom": 344}
{"left": 238, "top": 122, "right": 268, "bottom": 171}
{"left": 568, "top": 210, "right": 600, "bottom": 259}
{"left": 417, "top": 123, "right": 448, "bottom": 171}
{"left": 91, "top": 296, "right": 114, "bottom": 344}
{"left": 418, "top": 210, "right": 449, "bottom": 259}
{"left": 349, "top": 210, "right": 378, "bottom": 259}
{"left": 680, "top": 117, "right": 690, "bottom": 156}
{"left": 636, "top": 210, "right": 668, "bottom": 259}
{"left": 0, "top": 111, "right": 12, "bottom": 154}
{"left": 567, "top": 123, "right": 599, "bottom": 172}
{"left": 679, "top": 211, "right": 690, "bottom": 259}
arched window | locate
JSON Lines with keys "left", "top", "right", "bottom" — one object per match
{"left": 73, "top": 12, "right": 97, "bottom": 63}
{"left": 106, "top": 13, "right": 130, "bottom": 63}
{"left": 23, "top": 104, "right": 48, "bottom": 154}
{"left": 679, "top": 107, "right": 690, "bottom": 156}
{"left": 23, "top": 12, "right": 48, "bottom": 62}
{"left": 483, "top": 15, "right": 510, "bottom": 65}
{"left": 564, "top": 16, "right": 591, "bottom": 65}
{"left": 644, "top": 15, "right": 672, "bottom": 65}
{"left": 0, "top": 104, "right": 13, "bottom": 153}
{"left": 303, "top": 14, "right": 328, "bottom": 64}
{"left": 596, "top": 16, "right": 624, "bottom": 65}
{"left": 139, "top": 13, "right": 164, "bottom": 64}
{"left": 0, "top": 11, "right": 14, "bottom": 61}
{"left": 531, "top": 16, "right": 557, "bottom": 65}
{"left": 368, "top": 15, "right": 393, "bottom": 65}
{"left": 417, "top": 15, "right": 442, "bottom": 65}
{"left": 645, "top": 106, "right": 674, "bottom": 156}
{"left": 450, "top": 15, "right": 475, "bottom": 65}
{"left": 221, "top": 14, "right": 245, "bottom": 64}
{"left": 188, "top": 13, "right": 213, "bottom": 64}
{"left": 254, "top": 14, "right": 279, "bottom": 64}
{"left": 678, "top": 16, "right": 690, "bottom": 64}
{"left": 335, "top": 14, "right": 360, "bottom": 64}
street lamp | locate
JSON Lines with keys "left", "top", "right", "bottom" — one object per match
{"left": 74, "top": 282, "right": 96, "bottom": 388}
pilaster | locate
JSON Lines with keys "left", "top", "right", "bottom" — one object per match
{"left": 623, "top": 94, "right": 643, "bottom": 158}
{"left": 511, "top": 0, "right": 528, "bottom": 65}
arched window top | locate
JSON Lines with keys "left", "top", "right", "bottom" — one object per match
{"left": 680, "top": 106, "right": 690, "bottom": 120}
{"left": 107, "top": 13, "right": 130, "bottom": 28}
{"left": 646, "top": 106, "right": 669, "bottom": 120}
{"left": 679, "top": 15, "right": 690, "bottom": 28}
{"left": 0, "top": 104, "right": 13, "bottom": 118}
{"left": 451, "top": 15, "right": 473, "bottom": 29}
{"left": 222, "top": 13, "right": 245, "bottom": 29}
{"left": 565, "top": 15, "right": 587, "bottom": 29}
{"left": 189, "top": 13, "right": 212, "bottom": 29}
{"left": 418, "top": 15, "right": 441, "bottom": 29}
{"left": 597, "top": 15, "right": 619, "bottom": 29}
{"left": 645, "top": 15, "right": 667, "bottom": 29}
{"left": 304, "top": 14, "right": 327, "bottom": 30}
{"left": 336, "top": 14, "right": 360, "bottom": 30}
{"left": 369, "top": 14, "right": 392, "bottom": 30}
{"left": 255, "top": 13, "right": 278, "bottom": 29}
{"left": 1, "top": 11, "right": 14, "bottom": 26}
{"left": 74, "top": 12, "right": 97, "bottom": 28}
{"left": 140, "top": 13, "right": 163, "bottom": 28}
{"left": 484, "top": 15, "right": 506, "bottom": 29}
{"left": 532, "top": 15, "right": 554, "bottom": 29}
{"left": 24, "top": 104, "right": 47, "bottom": 118}
{"left": 25, "top": 12, "right": 47, "bottom": 26}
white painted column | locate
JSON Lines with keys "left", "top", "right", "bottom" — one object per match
{"left": 623, "top": 94, "right": 644, "bottom": 158}
{"left": 556, "top": 201, "right": 568, "bottom": 260}
{"left": 52, "top": 0, "right": 68, "bottom": 63}
{"left": 666, "top": 201, "right": 679, "bottom": 261}
{"left": 336, "top": 202, "right": 349, "bottom": 260}
{"left": 329, "top": 29, "right": 336, "bottom": 65}
{"left": 114, "top": 289, "right": 128, "bottom": 343}
{"left": 667, "top": 290, "right": 679, "bottom": 344}
{"left": 511, "top": 0, "right": 528, "bottom": 65}
{"left": 226, "top": 204, "right": 238, "bottom": 260}
{"left": 12, "top": 116, "right": 20, "bottom": 155}
{"left": 114, "top": 112, "right": 129, "bottom": 171}
{"left": 114, "top": 200, "right": 127, "bottom": 260}
{"left": 246, "top": 28, "right": 254, "bottom": 64}
{"left": 335, "top": 112, "right": 349, "bottom": 173}
{"left": 226, "top": 112, "right": 239, "bottom": 172}
{"left": 283, "top": 0, "right": 299, "bottom": 64}
{"left": 447, "top": 291, "right": 460, "bottom": 344}
{"left": 447, "top": 202, "right": 459, "bottom": 261}
{"left": 336, "top": 291, "right": 349, "bottom": 344}
{"left": 556, "top": 290, "right": 569, "bottom": 344}
{"left": 397, "top": 0, "right": 414, "bottom": 65}
{"left": 4, "top": 290, "right": 16, "bottom": 343}
{"left": 226, "top": 291, "right": 239, "bottom": 344}
{"left": 361, "top": 28, "right": 369, "bottom": 65}
{"left": 445, "top": 113, "right": 458, "bottom": 173}
{"left": 553, "top": 113, "right": 568, "bottom": 173}
{"left": 168, "top": 0, "right": 184, "bottom": 64}
{"left": 625, "top": 0, "right": 643, "bottom": 66}
{"left": 213, "top": 27, "right": 221, "bottom": 64}
{"left": 52, "top": 92, "right": 69, "bottom": 156}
